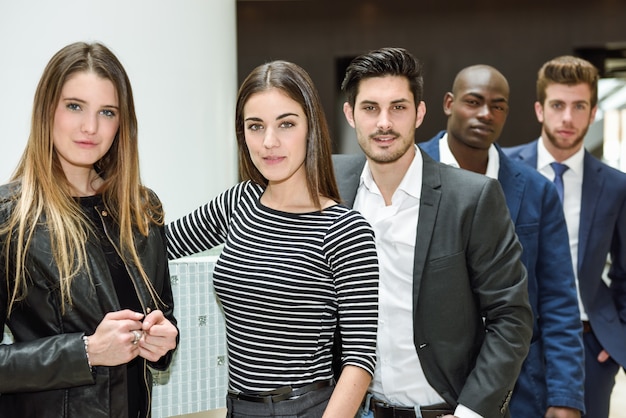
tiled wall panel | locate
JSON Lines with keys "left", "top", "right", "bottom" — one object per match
{"left": 152, "top": 256, "right": 227, "bottom": 417}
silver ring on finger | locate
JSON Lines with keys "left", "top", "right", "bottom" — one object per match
{"left": 131, "top": 330, "right": 141, "bottom": 345}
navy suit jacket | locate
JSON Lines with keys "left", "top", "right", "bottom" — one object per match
{"left": 421, "top": 133, "right": 585, "bottom": 413}
{"left": 333, "top": 149, "right": 532, "bottom": 417}
{"left": 504, "top": 139, "right": 626, "bottom": 369}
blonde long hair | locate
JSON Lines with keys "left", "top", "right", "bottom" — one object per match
{"left": 2, "top": 42, "right": 163, "bottom": 314}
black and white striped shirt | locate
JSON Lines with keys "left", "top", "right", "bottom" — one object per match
{"left": 166, "top": 181, "right": 378, "bottom": 393}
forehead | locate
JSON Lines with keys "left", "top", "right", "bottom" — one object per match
{"left": 544, "top": 83, "right": 592, "bottom": 103}
{"left": 456, "top": 71, "right": 508, "bottom": 99}
{"left": 61, "top": 71, "right": 118, "bottom": 101}
{"left": 356, "top": 75, "right": 414, "bottom": 103}
{"left": 244, "top": 88, "right": 303, "bottom": 114}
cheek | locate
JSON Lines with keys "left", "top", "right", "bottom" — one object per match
{"left": 101, "top": 120, "right": 120, "bottom": 142}
{"left": 244, "top": 135, "right": 258, "bottom": 152}
{"left": 578, "top": 112, "right": 594, "bottom": 126}
{"left": 495, "top": 114, "right": 508, "bottom": 127}
{"left": 243, "top": 137, "right": 261, "bottom": 160}
{"left": 52, "top": 111, "right": 70, "bottom": 139}
{"left": 353, "top": 112, "right": 373, "bottom": 128}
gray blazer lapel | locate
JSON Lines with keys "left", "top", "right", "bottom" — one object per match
{"left": 332, "top": 154, "right": 366, "bottom": 208}
{"left": 497, "top": 148, "right": 524, "bottom": 223}
{"left": 413, "top": 150, "right": 442, "bottom": 297}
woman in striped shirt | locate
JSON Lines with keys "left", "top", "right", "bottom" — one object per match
{"left": 166, "top": 61, "right": 379, "bottom": 418}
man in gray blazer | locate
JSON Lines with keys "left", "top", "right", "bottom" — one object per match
{"left": 336, "top": 47, "right": 532, "bottom": 418}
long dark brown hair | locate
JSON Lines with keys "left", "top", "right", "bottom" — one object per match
{"left": 235, "top": 60, "right": 340, "bottom": 209}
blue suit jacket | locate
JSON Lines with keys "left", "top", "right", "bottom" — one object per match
{"left": 505, "top": 139, "right": 626, "bottom": 370}
{"left": 421, "top": 132, "right": 585, "bottom": 414}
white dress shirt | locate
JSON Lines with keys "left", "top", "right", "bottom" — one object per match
{"left": 438, "top": 133, "right": 500, "bottom": 180}
{"left": 537, "top": 138, "right": 586, "bottom": 320}
{"left": 355, "top": 145, "right": 481, "bottom": 418}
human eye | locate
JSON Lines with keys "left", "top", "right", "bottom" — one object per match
{"left": 66, "top": 102, "right": 81, "bottom": 111}
{"left": 551, "top": 102, "right": 563, "bottom": 110}
{"left": 246, "top": 123, "right": 263, "bottom": 132}
{"left": 393, "top": 104, "right": 406, "bottom": 111}
{"left": 279, "top": 120, "right": 295, "bottom": 129}
{"left": 100, "top": 109, "right": 116, "bottom": 118}
{"left": 362, "top": 105, "right": 376, "bottom": 112}
{"left": 575, "top": 103, "right": 588, "bottom": 111}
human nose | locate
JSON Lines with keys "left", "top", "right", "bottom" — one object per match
{"left": 477, "top": 104, "right": 493, "bottom": 121}
{"left": 562, "top": 106, "right": 574, "bottom": 123}
{"left": 81, "top": 113, "right": 98, "bottom": 135}
{"left": 376, "top": 109, "right": 392, "bottom": 131}
{"left": 262, "top": 127, "right": 279, "bottom": 149}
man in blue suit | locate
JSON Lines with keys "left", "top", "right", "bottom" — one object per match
{"left": 421, "top": 64, "right": 584, "bottom": 417}
{"left": 505, "top": 56, "right": 626, "bottom": 418}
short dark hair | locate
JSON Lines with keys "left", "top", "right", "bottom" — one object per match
{"left": 537, "top": 56, "right": 599, "bottom": 108}
{"left": 341, "top": 47, "right": 424, "bottom": 108}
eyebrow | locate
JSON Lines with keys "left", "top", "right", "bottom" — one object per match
{"left": 244, "top": 112, "right": 300, "bottom": 122}
{"left": 276, "top": 112, "right": 299, "bottom": 120}
{"left": 359, "top": 98, "right": 411, "bottom": 106}
{"left": 465, "top": 92, "right": 508, "bottom": 104}
{"left": 547, "top": 99, "right": 589, "bottom": 105}
{"left": 62, "top": 96, "right": 119, "bottom": 109}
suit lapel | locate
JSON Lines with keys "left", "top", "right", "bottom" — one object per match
{"left": 413, "top": 150, "right": 442, "bottom": 297}
{"left": 517, "top": 139, "right": 540, "bottom": 168}
{"left": 578, "top": 152, "right": 603, "bottom": 270}
{"left": 332, "top": 154, "right": 366, "bottom": 207}
{"left": 419, "top": 131, "right": 444, "bottom": 159}
{"left": 497, "top": 148, "right": 523, "bottom": 223}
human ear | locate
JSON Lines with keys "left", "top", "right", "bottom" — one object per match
{"left": 415, "top": 101, "right": 427, "bottom": 129}
{"left": 534, "top": 101, "right": 544, "bottom": 123}
{"left": 343, "top": 102, "right": 356, "bottom": 128}
{"left": 443, "top": 92, "right": 454, "bottom": 116}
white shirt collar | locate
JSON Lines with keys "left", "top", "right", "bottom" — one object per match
{"left": 360, "top": 144, "right": 423, "bottom": 201}
{"left": 537, "top": 136, "right": 585, "bottom": 176}
{"left": 439, "top": 132, "right": 500, "bottom": 180}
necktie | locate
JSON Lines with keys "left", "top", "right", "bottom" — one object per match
{"left": 550, "top": 162, "right": 569, "bottom": 203}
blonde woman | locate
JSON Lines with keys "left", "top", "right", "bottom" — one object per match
{"left": 0, "top": 42, "right": 178, "bottom": 417}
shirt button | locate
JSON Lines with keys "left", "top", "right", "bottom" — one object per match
{"left": 101, "top": 210, "right": 108, "bottom": 217}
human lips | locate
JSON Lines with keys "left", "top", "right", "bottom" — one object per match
{"left": 370, "top": 131, "right": 398, "bottom": 143}
{"left": 469, "top": 124, "right": 493, "bottom": 135}
{"left": 556, "top": 128, "right": 577, "bottom": 138}
{"left": 262, "top": 155, "right": 285, "bottom": 165}
{"left": 75, "top": 139, "right": 98, "bottom": 148}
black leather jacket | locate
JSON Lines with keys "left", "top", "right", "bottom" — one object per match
{"left": 0, "top": 181, "right": 177, "bottom": 418}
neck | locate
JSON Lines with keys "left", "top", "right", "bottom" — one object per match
{"left": 262, "top": 183, "right": 323, "bottom": 213}
{"left": 368, "top": 146, "right": 415, "bottom": 205}
{"left": 450, "top": 143, "right": 489, "bottom": 175}
{"left": 65, "top": 167, "right": 103, "bottom": 197}
{"left": 541, "top": 134, "right": 581, "bottom": 163}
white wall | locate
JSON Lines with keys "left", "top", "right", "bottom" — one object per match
{"left": 0, "top": 0, "right": 238, "bottom": 221}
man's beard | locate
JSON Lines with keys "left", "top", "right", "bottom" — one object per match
{"left": 544, "top": 124, "right": 588, "bottom": 152}
{"left": 362, "top": 130, "right": 413, "bottom": 164}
